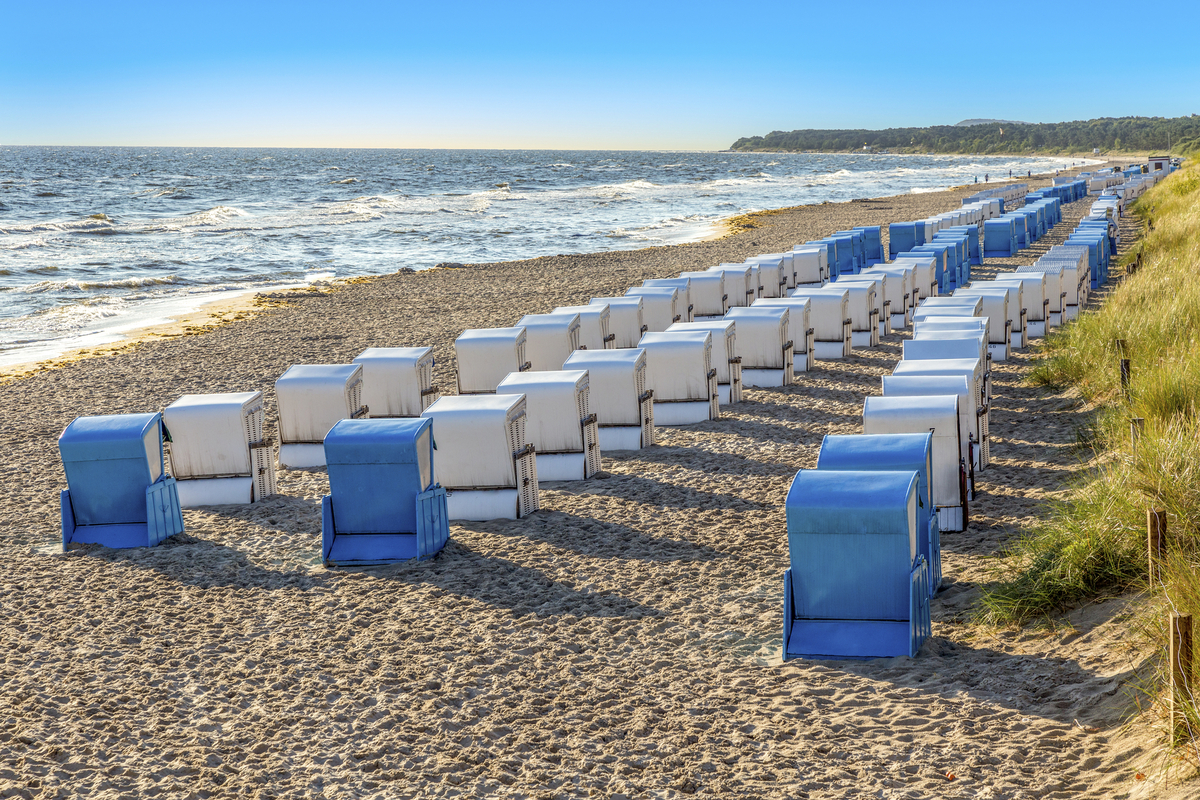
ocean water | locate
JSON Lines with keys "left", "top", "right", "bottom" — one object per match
{"left": 0, "top": 147, "right": 1085, "bottom": 366}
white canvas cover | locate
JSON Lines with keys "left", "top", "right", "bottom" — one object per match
{"left": 891, "top": 357, "right": 987, "bottom": 410}
{"left": 276, "top": 364, "right": 364, "bottom": 445}
{"left": 589, "top": 296, "right": 645, "bottom": 348}
{"left": 993, "top": 274, "right": 1048, "bottom": 322}
{"left": 745, "top": 256, "right": 786, "bottom": 298}
{"left": 421, "top": 393, "right": 527, "bottom": 489}
{"left": 353, "top": 346, "right": 438, "bottom": 417}
{"left": 625, "top": 286, "right": 683, "bottom": 332}
{"left": 752, "top": 297, "right": 813, "bottom": 371}
{"left": 1012, "top": 269, "right": 1065, "bottom": 319}
{"left": 914, "top": 317, "right": 990, "bottom": 343}
{"left": 165, "top": 391, "right": 262, "bottom": 479}
{"left": 836, "top": 273, "right": 889, "bottom": 324}
{"left": 643, "top": 278, "right": 693, "bottom": 322}
{"left": 863, "top": 395, "right": 962, "bottom": 511}
{"left": 903, "top": 337, "right": 987, "bottom": 366}
{"left": 956, "top": 284, "right": 1022, "bottom": 347}
{"left": 724, "top": 306, "right": 792, "bottom": 384}
{"left": 455, "top": 327, "right": 528, "bottom": 393}
{"left": 786, "top": 287, "right": 850, "bottom": 343}
{"left": 882, "top": 374, "right": 979, "bottom": 469}
{"left": 496, "top": 369, "right": 592, "bottom": 456}
{"left": 790, "top": 246, "right": 825, "bottom": 286}
{"left": 563, "top": 348, "right": 654, "bottom": 447}
{"left": 638, "top": 330, "right": 715, "bottom": 404}
{"left": 884, "top": 256, "right": 933, "bottom": 302}
{"left": 834, "top": 283, "right": 877, "bottom": 346}
{"left": 553, "top": 304, "right": 614, "bottom": 350}
{"left": 705, "top": 265, "right": 754, "bottom": 307}
{"left": 667, "top": 320, "right": 741, "bottom": 402}
{"left": 910, "top": 331, "right": 988, "bottom": 365}
{"left": 518, "top": 312, "right": 582, "bottom": 371}
{"left": 678, "top": 271, "right": 727, "bottom": 317}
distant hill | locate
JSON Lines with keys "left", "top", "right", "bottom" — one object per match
{"left": 955, "top": 118, "right": 1029, "bottom": 127}
{"left": 729, "top": 115, "right": 1200, "bottom": 155}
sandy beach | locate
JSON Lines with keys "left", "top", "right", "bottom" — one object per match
{"left": 1, "top": 164, "right": 1176, "bottom": 799}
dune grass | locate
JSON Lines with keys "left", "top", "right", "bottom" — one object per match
{"left": 981, "top": 159, "right": 1200, "bottom": 625}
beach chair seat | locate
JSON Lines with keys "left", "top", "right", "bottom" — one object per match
{"left": 752, "top": 297, "right": 814, "bottom": 373}
{"left": 553, "top": 304, "right": 615, "bottom": 350}
{"left": 496, "top": 370, "right": 601, "bottom": 482}
{"left": 454, "top": 327, "right": 529, "bottom": 394}
{"left": 421, "top": 394, "right": 540, "bottom": 521}
{"left": 563, "top": 348, "right": 655, "bottom": 450}
{"left": 884, "top": 373, "right": 986, "bottom": 477}
{"left": 275, "top": 364, "right": 366, "bottom": 468}
{"left": 642, "top": 278, "right": 694, "bottom": 322}
{"left": 863, "top": 395, "right": 967, "bottom": 532}
{"left": 163, "top": 391, "right": 276, "bottom": 507}
{"left": 816, "top": 433, "right": 940, "bottom": 595}
{"left": 637, "top": 330, "right": 719, "bottom": 425}
{"left": 835, "top": 273, "right": 891, "bottom": 337}
{"left": 320, "top": 417, "right": 449, "bottom": 566}
{"left": 625, "top": 287, "right": 684, "bottom": 332}
{"left": 790, "top": 246, "right": 826, "bottom": 287}
{"left": 786, "top": 287, "right": 851, "bottom": 360}
{"left": 724, "top": 306, "right": 793, "bottom": 387}
{"left": 668, "top": 320, "right": 742, "bottom": 404}
{"left": 58, "top": 412, "right": 184, "bottom": 549}
{"left": 705, "top": 265, "right": 754, "bottom": 307}
{"left": 677, "top": 271, "right": 728, "bottom": 319}
{"left": 782, "top": 469, "right": 931, "bottom": 660}
{"left": 518, "top": 312, "right": 582, "bottom": 370}
{"left": 353, "top": 347, "right": 439, "bottom": 418}
{"left": 589, "top": 296, "right": 646, "bottom": 348}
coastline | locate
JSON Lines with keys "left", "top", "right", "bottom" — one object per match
{"left": 2, "top": 160, "right": 1172, "bottom": 798}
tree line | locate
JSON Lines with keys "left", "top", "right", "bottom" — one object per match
{"left": 730, "top": 116, "right": 1200, "bottom": 156}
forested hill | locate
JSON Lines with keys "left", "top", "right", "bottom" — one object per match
{"left": 729, "top": 116, "right": 1200, "bottom": 155}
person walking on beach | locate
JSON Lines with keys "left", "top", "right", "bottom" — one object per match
{"left": 985, "top": 174, "right": 989, "bottom": 182}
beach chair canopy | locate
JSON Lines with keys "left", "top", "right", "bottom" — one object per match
{"left": 668, "top": 320, "right": 738, "bottom": 387}
{"left": 637, "top": 330, "right": 714, "bottom": 403}
{"left": 421, "top": 393, "right": 529, "bottom": 490}
{"left": 625, "top": 287, "right": 683, "bottom": 332}
{"left": 496, "top": 369, "right": 593, "bottom": 456}
{"left": 517, "top": 312, "right": 582, "bottom": 371}
{"left": 353, "top": 347, "right": 438, "bottom": 417}
{"left": 164, "top": 391, "right": 262, "bottom": 479}
{"left": 725, "top": 306, "right": 790, "bottom": 369}
{"left": 589, "top": 296, "right": 645, "bottom": 348}
{"left": 276, "top": 364, "right": 365, "bottom": 445}
{"left": 564, "top": 348, "right": 649, "bottom": 427}
{"left": 677, "top": 271, "right": 728, "bottom": 317}
{"left": 553, "top": 304, "right": 614, "bottom": 351}
{"left": 454, "top": 327, "right": 528, "bottom": 394}
{"left": 862, "top": 395, "right": 962, "bottom": 511}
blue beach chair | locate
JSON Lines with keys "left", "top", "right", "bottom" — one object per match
{"left": 58, "top": 412, "right": 184, "bottom": 550}
{"left": 321, "top": 417, "right": 450, "bottom": 566}
{"left": 782, "top": 469, "right": 931, "bottom": 660}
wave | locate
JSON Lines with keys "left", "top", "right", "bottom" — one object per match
{"left": 330, "top": 178, "right": 360, "bottom": 184}
{"left": 22, "top": 275, "right": 189, "bottom": 294}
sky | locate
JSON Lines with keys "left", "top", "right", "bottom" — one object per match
{"left": 2, "top": 0, "right": 1198, "bottom": 150}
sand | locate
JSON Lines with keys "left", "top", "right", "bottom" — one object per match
{"left": 0, "top": 165, "right": 1178, "bottom": 799}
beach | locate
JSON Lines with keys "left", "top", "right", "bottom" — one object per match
{"left": 0, "top": 165, "right": 1173, "bottom": 799}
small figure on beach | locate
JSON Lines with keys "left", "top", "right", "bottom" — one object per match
{"left": 975, "top": 176, "right": 978, "bottom": 183}
{"left": 985, "top": 174, "right": 989, "bottom": 182}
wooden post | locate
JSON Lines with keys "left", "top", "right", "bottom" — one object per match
{"left": 1120, "top": 358, "right": 1131, "bottom": 397}
{"left": 1171, "top": 614, "right": 1193, "bottom": 744}
{"left": 1131, "top": 417, "right": 1145, "bottom": 459}
{"left": 1148, "top": 509, "right": 1166, "bottom": 587}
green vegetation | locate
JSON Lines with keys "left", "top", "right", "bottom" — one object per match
{"left": 981, "top": 158, "right": 1200, "bottom": 625}
{"left": 730, "top": 116, "right": 1200, "bottom": 156}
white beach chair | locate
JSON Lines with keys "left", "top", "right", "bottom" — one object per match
{"left": 496, "top": 370, "right": 601, "bottom": 482}
{"left": 835, "top": 273, "right": 891, "bottom": 337}
{"left": 752, "top": 297, "right": 814, "bottom": 372}
{"left": 625, "top": 286, "right": 684, "bottom": 332}
{"left": 745, "top": 256, "right": 787, "bottom": 298}
{"left": 352, "top": 346, "right": 439, "bottom": 418}
{"left": 863, "top": 395, "right": 967, "bottom": 532}
{"left": 553, "top": 304, "right": 616, "bottom": 350}
{"left": 791, "top": 246, "right": 827, "bottom": 287}
{"left": 420, "top": 393, "right": 540, "bottom": 521}
{"left": 724, "top": 306, "right": 793, "bottom": 387}
{"left": 888, "top": 255, "right": 938, "bottom": 305}
{"left": 883, "top": 374, "right": 986, "bottom": 476}
{"left": 677, "top": 271, "right": 728, "bottom": 320}
{"left": 518, "top": 312, "right": 582, "bottom": 371}
{"left": 164, "top": 391, "right": 277, "bottom": 507}
{"left": 993, "top": 274, "right": 1049, "bottom": 338}
{"left": 637, "top": 330, "right": 720, "bottom": 425}
{"left": 1011, "top": 268, "right": 1065, "bottom": 327}
{"left": 668, "top": 320, "right": 742, "bottom": 404}
{"left": 275, "top": 364, "right": 367, "bottom": 469}
{"left": 706, "top": 265, "right": 754, "bottom": 307}
{"left": 563, "top": 348, "right": 655, "bottom": 450}
{"left": 955, "top": 284, "right": 1024, "bottom": 350}
{"left": 835, "top": 282, "right": 878, "bottom": 347}
{"left": 643, "top": 278, "right": 694, "bottom": 322}
{"left": 868, "top": 262, "right": 919, "bottom": 326}
{"left": 454, "top": 327, "right": 530, "bottom": 394}
{"left": 892, "top": 356, "right": 989, "bottom": 417}
{"left": 908, "top": 331, "right": 988, "bottom": 368}
{"left": 786, "top": 287, "right": 851, "bottom": 360}
{"left": 589, "top": 296, "right": 646, "bottom": 348}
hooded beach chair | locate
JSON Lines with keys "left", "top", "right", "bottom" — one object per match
{"left": 496, "top": 370, "right": 601, "bottom": 482}
{"left": 668, "top": 320, "right": 742, "bottom": 404}
{"left": 421, "top": 394, "right": 540, "bottom": 521}
{"left": 782, "top": 469, "right": 931, "bottom": 660}
{"left": 790, "top": 246, "right": 826, "bottom": 287}
{"left": 320, "top": 417, "right": 449, "bottom": 566}
{"left": 752, "top": 296, "right": 814, "bottom": 373}
{"left": 163, "top": 391, "right": 276, "bottom": 507}
{"left": 830, "top": 281, "right": 878, "bottom": 347}
{"left": 563, "top": 348, "right": 655, "bottom": 450}
{"left": 724, "top": 306, "right": 793, "bottom": 387}
{"left": 745, "top": 255, "right": 787, "bottom": 298}
{"left": 835, "top": 273, "right": 890, "bottom": 338}
{"left": 643, "top": 278, "right": 694, "bottom": 322}
{"left": 637, "top": 330, "right": 720, "bottom": 425}
{"left": 58, "top": 412, "right": 184, "bottom": 550}
{"left": 705, "top": 265, "right": 754, "bottom": 307}
{"left": 956, "top": 284, "right": 1024, "bottom": 349}
{"left": 677, "top": 271, "right": 728, "bottom": 319}
{"left": 872, "top": 260, "right": 924, "bottom": 324}
{"left": 786, "top": 287, "right": 851, "bottom": 360}
{"left": 863, "top": 395, "right": 967, "bottom": 532}
{"left": 517, "top": 312, "right": 582, "bottom": 371}
{"left": 1010, "top": 268, "right": 1065, "bottom": 328}
{"left": 352, "top": 347, "right": 439, "bottom": 418}
{"left": 907, "top": 332, "right": 988, "bottom": 369}
{"left": 454, "top": 327, "right": 529, "bottom": 394}
{"left": 553, "top": 304, "right": 615, "bottom": 350}
{"left": 589, "top": 296, "right": 646, "bottom": 348}
{"left": 993, "top": 274, "right": 1049, "bottom": 338}
{"left": 816, "top": 433, "right": 940, "bottom": 596}
{"left": 884, "top": 372, "right": 986, "bottom": 478}
{"left": 625, "top": 286, "right": 684, "bottom": 332}
{"left": 275, "top": 364, "right": 367, "bottom": 468}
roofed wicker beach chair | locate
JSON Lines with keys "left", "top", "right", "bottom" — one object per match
{"left": 863, "top": 395, "right": 967, "bottom": 532}
{"left": 667, "top": 319, "right": 742, "bottom": 404}
{"left": 320, "top": 417, "right": 449, "bottom": 566}
{"left": 58, "top": 412, "right": 184, "bottom": 550}
{"left": 625, "top": 286, "right": 684, "bottom": 332}
{"left": 454, "top": 327, "right": 530, "bottom": 394}
{"left": 705, "top": 264, "right": 754, "bottom": 308}
{"left": 421, "top": 394, "right": 540, "bottom": 521}
{"left": 744, "top": 255, "right": 787, "bottom": 298}
{"left": 817, "top": 433, "right": 940, "bottom": 596}
{"left": 723, "top": 306, "right": 793, "bottom": 387}
{"left": 884, "top": 372, "right": 984, "bottom": 484}
{"left": 834, "top": 272, "right": 891, "bottom": 338}
{"left": 642, "top": 277, "right": 694, "bottom": 323}
{"left": 517, "top": 312, "right": 582, "bottom": 370}
{"left": 752, "top": 297, "right": 814, "bottom": 373}
{"left": 163, "top": 391, "right": 276, "bottom": 507}
{"left": 955, "top": 283, "right": 1023, "bottom": 350}
{"left": 992, "top": 273, "right": 1049, "bottom": 338}
{"left": 563, "top": 348, "right": 655, "bottom": 451}
{"left": 637, "top": 330, "right": 720, "bottom": 425}
{"left": 790, "top": 246, "right": 826, "bottom": 288}
{"left": 782, "top": 469, "right": 931, "bottom": 660}
{"left": 275, "top": 364, "right": 367, "bottom": 468}
{"left": 352, "top": 347, "right": 439, "bottom": 418}
{"left": 830, "top": 281, "right": 878, "bottom": 347}
{"left": 589, "top": 296, "right": 646, "bottom": 348}
{"left": 676, "top": 271, "right": 728, "bottom": 320}
{"left": 785, "top": 286, "right": 851, "bottom": 360}
{"left": 553, "top": 304, "right": 616, "bottom": 351}
{"left": 496, "top": 369, "right": 601, "bottom": 482}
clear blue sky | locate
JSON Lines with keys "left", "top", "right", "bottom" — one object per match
{"left": 3, "top": 1, "right": 1197, "bottom": 149}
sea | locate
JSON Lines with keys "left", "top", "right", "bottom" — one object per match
{"left": 0, "top": 147, "right": 1088, "bottom": 367}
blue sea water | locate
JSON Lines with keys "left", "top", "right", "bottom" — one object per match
{"left": 0, "top": 146, "right": 1086, "bottom": 366}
